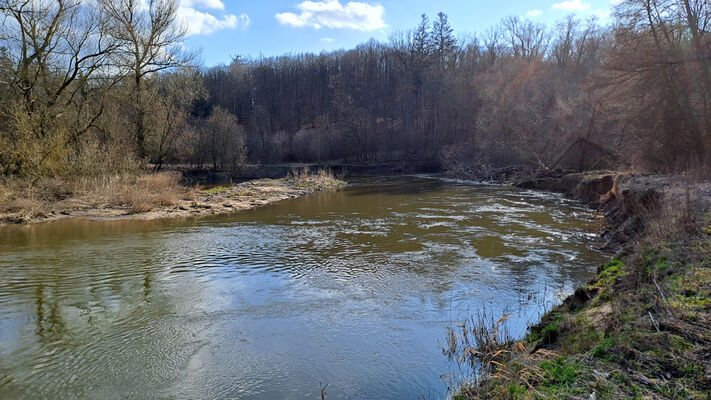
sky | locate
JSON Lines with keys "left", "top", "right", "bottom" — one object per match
{"left": 179, "top": 0, "right": 622, "bottom": 66}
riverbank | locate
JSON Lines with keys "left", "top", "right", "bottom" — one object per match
{"left": 0, "top": 169, "right": 346, "bottom": 226}
{"left": 448, "top": 169, "right": 711, "bottom": 399}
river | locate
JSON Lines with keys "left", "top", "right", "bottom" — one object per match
{"left": 0, "top": 176, "right": 605, "bottom": 399}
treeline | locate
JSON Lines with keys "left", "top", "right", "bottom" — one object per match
{"left": 0, "top": 0, "right": 245, "bottom": 179}
{"left": 205, "top": 1, "right": 711, "bottom": 172}
{"left": 1, "top": 0, "right": 710, "bottom": 181}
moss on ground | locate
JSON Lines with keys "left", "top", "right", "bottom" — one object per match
{"left": 201, "top": 185, "right": 232, "bottom": 194}
{"left": 453, "top": 237, "right": 711, "bottom": 399}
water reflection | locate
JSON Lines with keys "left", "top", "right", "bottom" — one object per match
{"left": 0, "top": 176, "right": 605, "bottom": 399}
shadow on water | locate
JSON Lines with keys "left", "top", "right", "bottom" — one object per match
{"left": 0, "top": 175, "right": 605, "bottom": 400}
{"left": 345, "top": 175, "right": 448, "bottom": 197}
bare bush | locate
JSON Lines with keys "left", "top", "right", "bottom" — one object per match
{"left": 179, "top": 106, "right": 247, "bottom": 173}
{"left": 640, "top": 179, "right": 711, "bottom": 246}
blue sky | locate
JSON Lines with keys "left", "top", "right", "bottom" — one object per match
{"left": 179, "top": 0, "right": 620, "bottom": 66}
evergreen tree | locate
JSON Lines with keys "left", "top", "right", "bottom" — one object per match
{"left": 431, "top": 12, "right": 457, "bottom": 71}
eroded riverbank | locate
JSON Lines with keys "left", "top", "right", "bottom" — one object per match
{"left": 447, "top": 169, "right": 711, "bottom": 399}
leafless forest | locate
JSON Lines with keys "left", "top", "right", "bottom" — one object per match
{"left": 1, "top": 0, "right": 710, "bottom": 181}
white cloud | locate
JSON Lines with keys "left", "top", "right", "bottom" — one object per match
{"left": 552, "top": 0, "right": 591, "bottom": 11}
{"left": 526, "top": 9, "right": 543, "bottom": 17}
{"left": 320, "top": 37, "right": 335, "bottom": 42}
{"left": 177, "top": 7, "right": 250, "bottom": 36}
{"left": 181, "top": 0, "right": 225, "bottom": 10}
{"left": 238, "top": 14, "right": 251, "bottom": 29}
{"left": 275, "top": 0, "right": 386, "bottom": 31}
{"left": 176, "top": 0, "right": 249, "bottom": 36}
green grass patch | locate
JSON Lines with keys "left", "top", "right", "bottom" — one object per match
{"left": 202, "top": 185, "right": 232, "bottom": 194}
{"left": 540, "top": 357, "right": 580, "bottom": 386}
{"left": 507, "top": 382, "right": 527, "bottom": 399}
{"left": 592, "top": 337, "right": 618, "bottom": 360}
{"left": 528, "top": 313, "right": 562, "bottom": 345}
{"left": 598, "top": 258, "right": 626, "bottom": 283}
{"left": 668, "top": 334, "right": 693, "bottom": 351}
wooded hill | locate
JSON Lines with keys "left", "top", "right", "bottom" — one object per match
{"left": 1, "top": 0, "right": 710, "bottom": 180}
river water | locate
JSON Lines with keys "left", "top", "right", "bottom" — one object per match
{"left": 0, "top": 176, "right": 605, "bottom": 399}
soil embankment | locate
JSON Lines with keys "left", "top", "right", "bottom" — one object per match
{"left": 514, "top": 170, "right": 672, "bottom": 251}
{"left": 450, "top": 169, "right": 711, "bottom": 399}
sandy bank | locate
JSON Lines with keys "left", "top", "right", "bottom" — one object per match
{"left": 0, "top": 176, "right": 346, "bottom": 226}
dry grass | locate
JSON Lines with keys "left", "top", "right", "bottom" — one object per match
{"left": 0, "top": 177, "right": 70, "bottom": 222}
{"left": 77, "top": 171, "right": 190, "bottom": 213}
{"left": 1, "top": 169, "right": 343, "bottom": 224}
{"left": 444, "top": 311, "right": 513, "bottom": 375}
{"left": 444, "top": 310, "right": 565, "bottom": 399}
{"left": 0, "top": 180, "right": 9, "bottom": 202}
{"left": 286, "top": 167, "right": 345, "bottom": 189}
{"left": 443, "top": 310, "right": 514, "bottom": 396}
{"left": 0, "top": 197, "right": 46, "bottom": 222}
{"left": 0, "top": 171, "right": 192, "bottom": 221}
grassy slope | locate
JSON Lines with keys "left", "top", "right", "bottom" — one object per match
{"left": 456, "top": 240, "right": 711, "bottom": 399}
{"left": 453, "top": 173, "right": 711, "bottom": 399}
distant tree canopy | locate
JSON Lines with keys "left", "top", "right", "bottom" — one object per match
{"left": 1, "top": 0, "right": 709, "bottom": 178}
{"left": 200, "top": 1, "right": 711, "bottom": 172}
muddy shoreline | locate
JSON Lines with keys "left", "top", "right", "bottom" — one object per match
{"left": 0, "top": 177, "right": 347, "bottom": 226}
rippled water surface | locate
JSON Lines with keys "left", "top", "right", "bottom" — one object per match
{"left": 0, "top": 176, "right": 605, "bottom": 399}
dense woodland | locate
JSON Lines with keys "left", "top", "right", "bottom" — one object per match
{"left": 1, "top": 0, "right": 710, "bottom": 181}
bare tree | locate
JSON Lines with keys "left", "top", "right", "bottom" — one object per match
{"left": 502, "top": 16, "right": 550, "bottom": 60}
{"left": 99, "top": 0, "right": 191, "bottom": 159}
{"left": 151, "top": 68, "right": 205, "bottom": 171}
{"left": 0, "top": 0, "right": 115, "bottom": 175}
{"left": 608, "top": 0, "right": 711, "bottom": 168}
{"left": 203, "top": 106, "right": 246, "bottom": 173}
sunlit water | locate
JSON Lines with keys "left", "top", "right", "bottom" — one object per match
{"left": 0, "top": 176, "right": 605, "bottom": 399}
